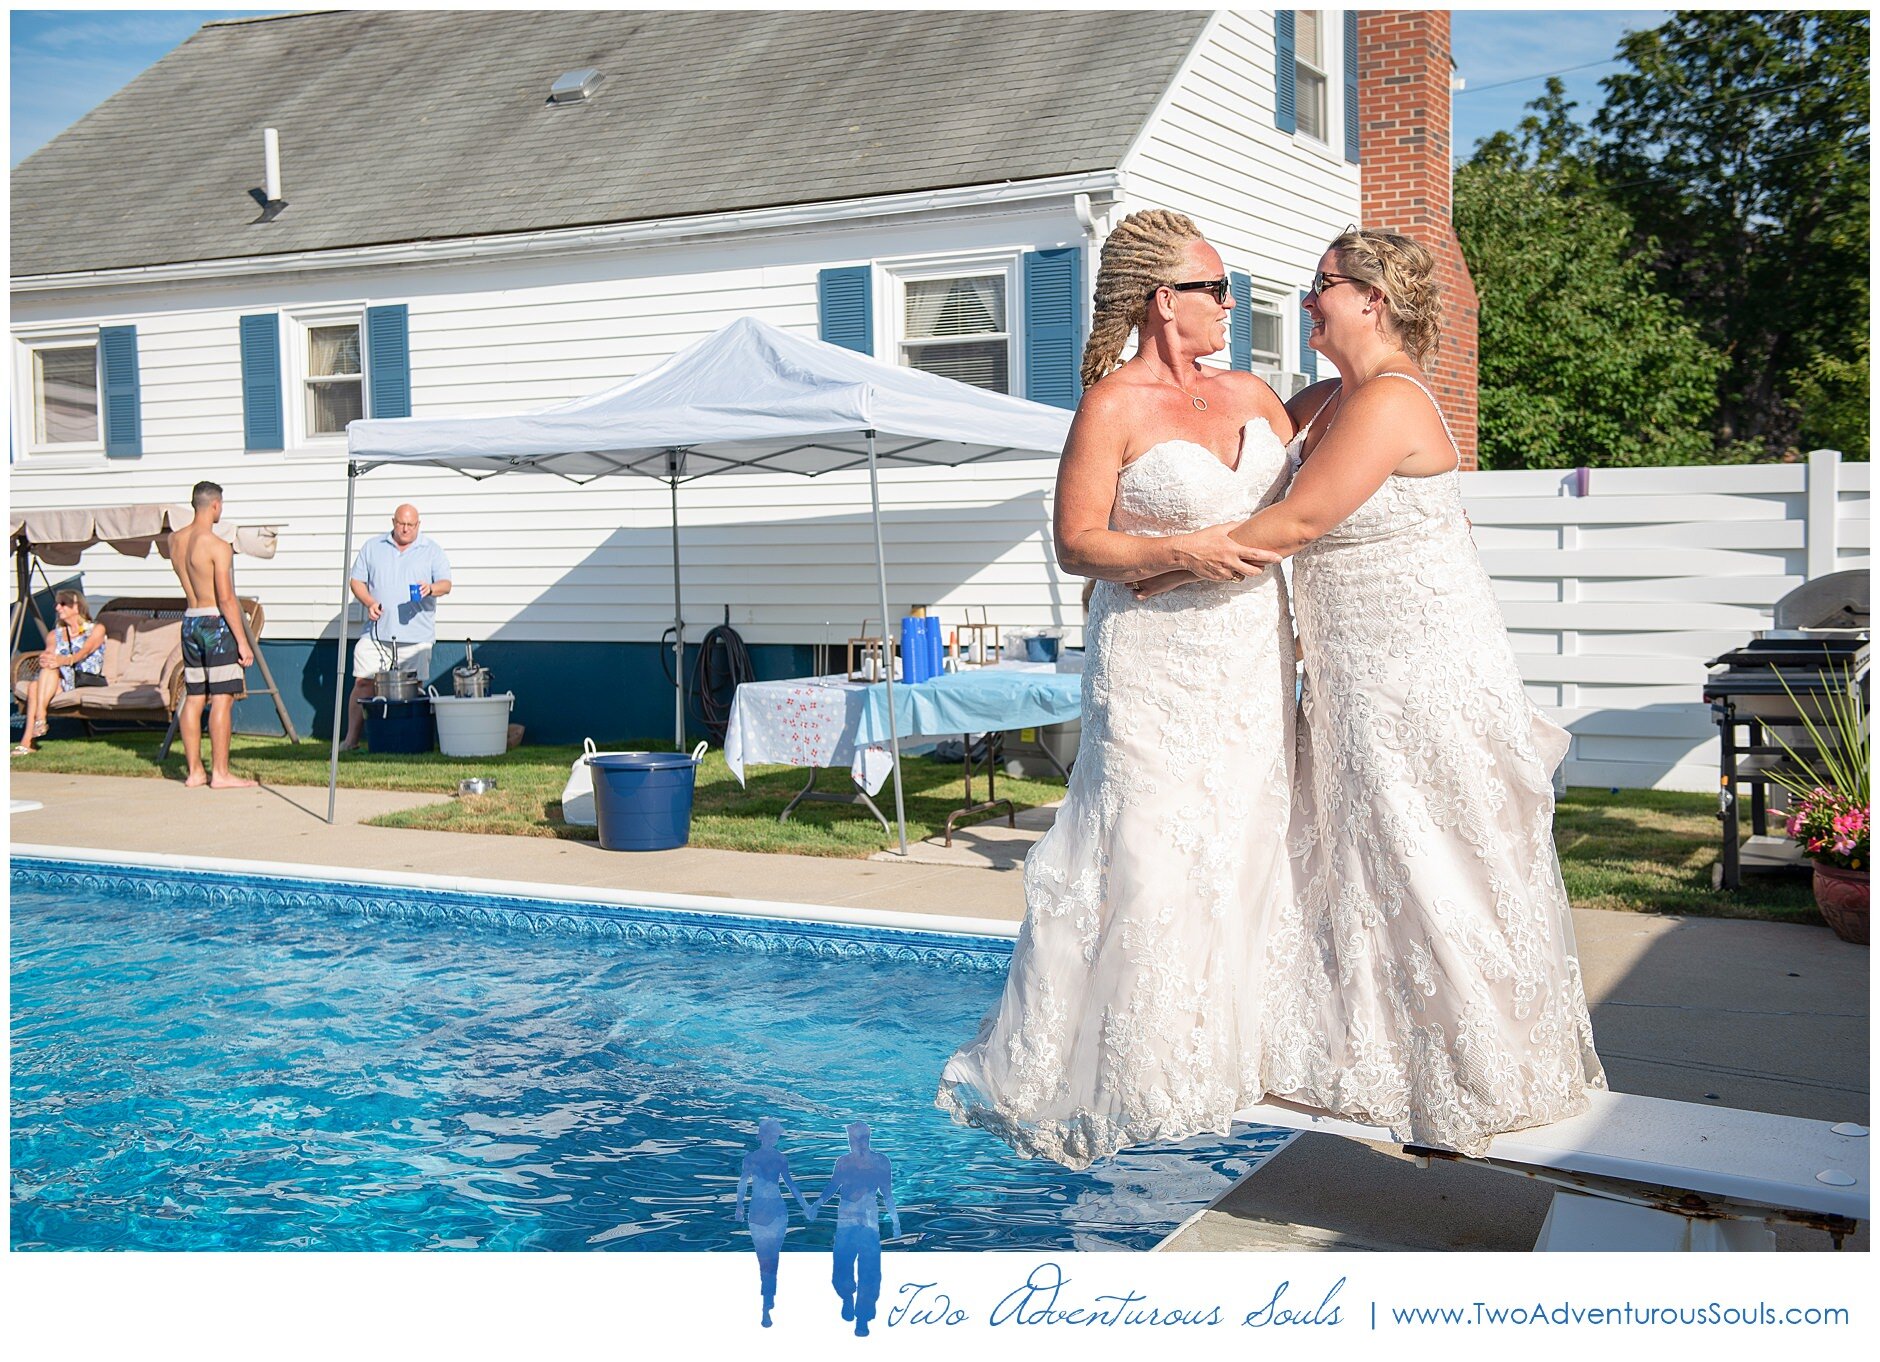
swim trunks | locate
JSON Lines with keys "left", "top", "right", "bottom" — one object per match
{"left": 181, "top": 608, "right": 245, "bottom": 697}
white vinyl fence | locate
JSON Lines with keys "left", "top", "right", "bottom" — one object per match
{"left": 1464, "top": 449, "right": 1868, "bottom": 792}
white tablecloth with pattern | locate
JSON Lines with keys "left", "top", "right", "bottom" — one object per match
{"left": 722, "top": 674, "right": 898, "bottom": 793}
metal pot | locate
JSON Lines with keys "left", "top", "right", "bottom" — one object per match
{"left": 453, "top": 638, "right": 492, "bottom": 698}
{"left": 376, "top": 667, "right": 422, "bottom": 701}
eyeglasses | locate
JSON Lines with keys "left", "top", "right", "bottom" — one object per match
{"left": 1153, "top": 277, "right": 1231, "bottom": 305}
{"left": 1308, "top": 271, "right": 1365, "bottom": 298}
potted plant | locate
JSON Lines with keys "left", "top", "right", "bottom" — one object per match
{"left": 1769, "top": 665, "right": 1869, "bottom": 945}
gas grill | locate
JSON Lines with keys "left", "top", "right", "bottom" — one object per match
{"left": 1703, "top": 570, "right": 1869, "bottom": 890}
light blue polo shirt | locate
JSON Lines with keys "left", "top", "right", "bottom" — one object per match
{"left": 350, "top": 532, "right": 452, "bottom": 645}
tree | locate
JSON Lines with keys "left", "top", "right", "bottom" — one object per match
{"left": 1593, "top": 10, "right": 1870, "bottom": 458}
{"left": 1457, "top": 83, "right": 1726, "bottom": 469}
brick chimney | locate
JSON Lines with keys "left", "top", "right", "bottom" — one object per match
{"left": 1357, "top": 10, "right": 1479, "bottom": 468}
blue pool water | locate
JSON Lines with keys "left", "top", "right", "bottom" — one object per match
{"left": 10, "top": 860, "right": 1290, "bottom": 1252}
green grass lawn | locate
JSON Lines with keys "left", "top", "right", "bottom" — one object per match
{"left": 9, "top": 731, "right": 1822, "bottom": 923}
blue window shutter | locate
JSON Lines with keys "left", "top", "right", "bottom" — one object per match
{"left": 1229, "top": 272, "right": 1253, "bottom": 371}
{"left": 364, "top": 304, "right": 411, "bottom": 419}
{"left": 1274, "top": 11, "right": 1297, "bottom": 135}
{"left": 1022, "top": 248, "right": 1084, "bottom": 410}
{"left": 817, "top": 266, "right": 873, "bottom": 354}
{"left": 239, "top": 313, "right": 284, "bottom": 451}
{"left": 1299, "top": 298, "right": 1318, "bottom": 381}
{"left": 99, "top": 325, "right": 141, "bottom": 458}
{"left": 1343, "top": 10, "right": 1361, "bottom": 162}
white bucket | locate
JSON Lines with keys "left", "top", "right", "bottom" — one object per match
{"left": 428, "top": 687, "right": 514, "bottom": 757}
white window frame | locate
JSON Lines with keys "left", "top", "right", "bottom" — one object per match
{"left": 12, "top": 328, "right": 105, "bottom": 462}
{"left": 1243, "top": 286, "right": 1287, "bottom": 379}
{"left": 1293, "top": 10, "right": 1332, "bottom": 148}
{"left": 286, "top": 306, "right": 368, "bottom": 453}
{"left": 881, "top": 251, "right": 1021, "bottom": 398}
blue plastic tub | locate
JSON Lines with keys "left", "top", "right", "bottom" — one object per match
{"left": 587, "top": 745, "right": 707, "bottom": 851}
{"left": 364, "top": 697, "right": 435, "bottom": 754}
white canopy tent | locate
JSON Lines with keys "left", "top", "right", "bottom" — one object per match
{"left": 339, "top": 316, "right": 1075, "bottom": 849}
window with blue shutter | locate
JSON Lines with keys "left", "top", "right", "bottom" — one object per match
{"left": 1299, "top": 299, "right": 1319, "bottom": 382}
{"left": 1274, "top": 11, "right": 1297, "bottom": 135}
{"left": 240, "top": 313, "right": 284, "bottom": 451}
{"left": 1344, "top": 9, "right": 1361, "bottom": 162}
{"left": 364, "top": 304, "right": 411, "bottom": 419}
{"left": 1229, "top": 272, "right": 1254, "bottom": 371}
{"left": 818, "top": 266, "right": 874, "bottom": 354}
{"left": 99, "top": 325, "right": 141, "bottom": 458}
{"left": 1022, "top": 248, "right": 1084, "bottom": 410}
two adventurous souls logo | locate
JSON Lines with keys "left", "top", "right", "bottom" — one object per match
{"left": 889, "top": 1263, "right": 1347, "bottom": 1329}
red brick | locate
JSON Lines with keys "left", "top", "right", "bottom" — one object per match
{"left": 1356, "top": 9, "right": 1479, "bottom": 468}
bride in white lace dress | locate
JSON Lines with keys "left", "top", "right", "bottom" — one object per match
{"left": 1138, "top": 229, "right": 1605, "bottom": 1156}
{"left": 936, "top": 211, "right": 1298, "bottom": 1169}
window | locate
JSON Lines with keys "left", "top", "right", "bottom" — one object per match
{"left": 899, "top": 272, "right": 1012, "bottom": 393}
{"left": 1245, "top": 295, "right": 1284, "bottom": 375}
{"left": 303, "top": 320, "right": 364, "bottom": 436}
{"left": 33, "top": 341, "right": 99, "bottom": 444}
{"left": 1294, "top": 10, "right": 1329, "bottom": 143}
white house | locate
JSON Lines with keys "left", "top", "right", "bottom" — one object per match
{"left": 10, "top": 8, "right": 1362, "bottom": 745}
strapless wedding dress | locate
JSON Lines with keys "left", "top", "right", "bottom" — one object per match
{"left": 1266, "top": 373, "right": 1606, "bottom": 1156}
{"left": 937, "top": 418, "right": 1298, "bottom": 1169}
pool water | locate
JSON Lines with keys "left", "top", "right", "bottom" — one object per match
{"left": 10, "top": 862, "right": 1290, "bottom": 1252}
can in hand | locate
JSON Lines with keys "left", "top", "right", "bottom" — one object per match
{"left": 409, "top": 583, "right": 423, "bottom": 602}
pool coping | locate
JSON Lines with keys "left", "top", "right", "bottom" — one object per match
{"left": 10, "top": 841, "right": 1021, "bottom": 942}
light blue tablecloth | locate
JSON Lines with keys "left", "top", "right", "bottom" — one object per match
{"left": 854, "top": 663, "right": 1082, "bottom": 745}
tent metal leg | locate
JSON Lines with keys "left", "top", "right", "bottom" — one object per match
{"left": 326, "top": 462, "right": 359, "bottom": 825}
{"left": 866, "top": 431, "right": 909, "bottom": 856}
{"left": 668, "top": 461, "right": 685, "bottom": 751}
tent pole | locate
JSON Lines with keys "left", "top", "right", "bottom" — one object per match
{"left": 668, "top": 454, "right": 685, "bottom": 751}
{"left": 326, "top": 461, "right": 359, "bottom": 825}
{"left": 866, "top": 431, "right": 909, "bottom": 856}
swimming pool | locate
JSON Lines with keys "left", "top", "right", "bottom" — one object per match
{"left": 10, "top": 853, "right": 1290, "bottom": 1252}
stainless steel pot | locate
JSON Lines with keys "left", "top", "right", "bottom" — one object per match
{"left": 453, "top": 638, "right": 492, "bottom": 698}
{"left": 376, "top": 668, "right": 422, "bottom": 702}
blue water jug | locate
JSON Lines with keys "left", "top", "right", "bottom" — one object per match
{"left": 900, "top": 616, "right": 931, "bottom": 684}
{"left": 923, "top": 615, "right": 943, "bottom": 678}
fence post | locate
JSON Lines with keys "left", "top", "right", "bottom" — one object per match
{"left": 1805, "top": 449, "right": 1841, "bottom": 580}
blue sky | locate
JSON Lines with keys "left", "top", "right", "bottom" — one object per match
{"left": 1450, "top": 8, "right": 1671, "bottom": 161}
{"left": 11, "top": 8, "right": 1670, "bottom": 169}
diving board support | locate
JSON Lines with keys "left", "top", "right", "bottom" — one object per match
{"left": 1232, "top": 1090, "right": 1869, "bottom": 1252}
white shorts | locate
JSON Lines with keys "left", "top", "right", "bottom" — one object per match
{"left": 353, "top": 635, "right": 432, "bottom": 687}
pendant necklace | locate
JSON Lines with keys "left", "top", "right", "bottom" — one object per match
{"left": 1149, "top": 367, "right": 1208, "bottom": 411}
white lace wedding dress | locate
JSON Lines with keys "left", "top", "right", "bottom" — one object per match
{"left": 1265, "top": 373, "right": 1606, "bottom": 1156}
{"left": 936, "top": 418, "right": 1298, "bottom": 1170}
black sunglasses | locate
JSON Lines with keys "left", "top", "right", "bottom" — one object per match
{"left": 1308, "top": 271, "right": 1366, "bottom": 297}
{"left": 1153, "top": 277, "right": 1231, "bottom": 305}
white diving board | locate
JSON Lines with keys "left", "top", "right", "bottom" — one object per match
{"left": 1231, "top": 1090, "right": 1869, "bottom": 1252}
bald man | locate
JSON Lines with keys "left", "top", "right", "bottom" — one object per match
{"left": 339, "top": 504, "right": 453, "bottom": 752}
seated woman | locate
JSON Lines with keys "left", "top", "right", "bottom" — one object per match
{"left": 15, "top": 589, "right": 106, "bottom": 755}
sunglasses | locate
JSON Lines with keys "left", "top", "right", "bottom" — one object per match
{"left": 1153, "top": 277, "right": 1231, "bottom": 305}
{"left": 1308, "top": 271, "right": 1366, "bottom": 297}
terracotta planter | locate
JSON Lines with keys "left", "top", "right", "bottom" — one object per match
{"left": 1813, "top": 863, "right": 1870, "bottom": 945}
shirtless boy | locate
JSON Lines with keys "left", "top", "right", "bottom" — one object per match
{"left": 168, "top": 481, "right": 256, "bottom": 788}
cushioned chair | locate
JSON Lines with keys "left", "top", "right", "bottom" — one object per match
{"left": 12, "top": 597, "right": 263, "bottom": 740}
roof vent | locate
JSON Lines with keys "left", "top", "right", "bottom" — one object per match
{"left": 548, "top": 69, "right": 603, "bottom": 105}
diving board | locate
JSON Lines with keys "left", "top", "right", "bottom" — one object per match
{"left": 1232, "top": 1090, "right": 1869, "bottom": 1251}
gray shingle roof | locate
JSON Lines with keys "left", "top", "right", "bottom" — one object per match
{"left": 13, "top": 8, "right": 1209, "bottom": 276}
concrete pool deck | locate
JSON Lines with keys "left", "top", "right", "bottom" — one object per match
{"left": 8, "top": 768, "right": 1870, "bottom": 1252}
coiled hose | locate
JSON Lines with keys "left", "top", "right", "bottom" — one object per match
{"left": 661, "top": 613, "right": 756, "bottom": 743}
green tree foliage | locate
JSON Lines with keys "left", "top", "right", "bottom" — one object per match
{"left": 1457, "top": 84, "right": 1725, "bottom": 469}
{"left": 1593, "top": 10, "right": 1870, "bottom": 458}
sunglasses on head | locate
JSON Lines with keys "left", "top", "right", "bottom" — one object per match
{"left": 1153, "top": 277, "right": 1231, "bottom": 305}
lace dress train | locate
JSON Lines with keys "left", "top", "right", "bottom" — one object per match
{"left": 1264, "top": 374, "right": 1606, "bottom": 1156}
{"left": 936, "top": 420, "right": 1298, "bottom": 1169}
